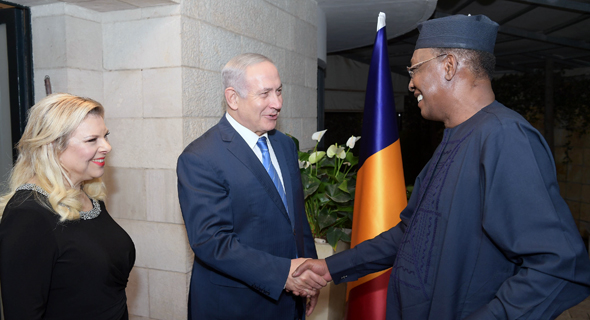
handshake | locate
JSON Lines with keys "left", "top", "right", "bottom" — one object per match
{"left": 285, "top": 258, "right": 333, "bottom": 316}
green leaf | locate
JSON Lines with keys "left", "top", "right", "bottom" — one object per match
{"left": 324, "top": 183, "right": 338, "bottom": 195}
{"left": 347, "top": 182, "right": 356, "bottom": 198}
{"left": 346, "top": 152, "right": 359, "bottom": 167}
{"left": 303, "top": 187, "right": 317, "bottom": 199}
{"left": 301, "top": 174, "right": 320, "bottom": 189}
{"left": 321, "top": 157, "right": 336, "bottom": 168}
{"left": 313, "top": 191, "right": 331, "bottom": 205}
{"left": 338, "top": 180, "right": 348, "bottom": 193}
{"left": 337, "top": 206, "right": 354, "bottom": 212}
{"left": 301, "top": 175, "right": 320, "bottom": 199}
{"left": 298, "top": 151, "right": 310, "bottom": 161}
{"left": 326, "top": 228, "right": 345, "bottom": 249}
{"left": 325, "top": 184, "right": 352, "bottom": 203}
{"left": 318, "top": 211, "right": 337, "bottom": 230}
{"left": 328, "top": 192, "right": 351, "bottom": 203}
{"left": 340, "top": 230, "right": 351, "bottom": 242}
{"left": 345, "top": 210, "right": 354, "bottom": 222}
{"left": 344, "top": 179, "right": 355, "bottom": 190}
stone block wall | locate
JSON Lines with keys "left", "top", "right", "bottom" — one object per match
{"left": 32, "top": 4, "right": 104, "bottom": 101}
{"left": 179, "top": 0, "right": 319, "bottom": 149}
{"left": 28, "top": 1, "right": 319, "bottom": 319}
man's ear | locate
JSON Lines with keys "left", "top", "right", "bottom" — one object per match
{"left": 225, "top": 87, "right": 239, "bottom": 111}
{"left": 444, "top": 54, "right": 458, "bottom": 81}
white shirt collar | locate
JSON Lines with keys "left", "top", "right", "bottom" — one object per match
{"left": 225, "top": 113, "right": 269, "bottom": 149}
{"left": 225, "top": 113, "right": 285, "bottom": 189}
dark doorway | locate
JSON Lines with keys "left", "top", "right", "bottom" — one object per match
{"left": 0, "top": 3, "right": 33, "bottom": 187}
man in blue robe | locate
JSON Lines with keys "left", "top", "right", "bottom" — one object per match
{"left": 293, "top": 14, "right": 590, "bottom": 319}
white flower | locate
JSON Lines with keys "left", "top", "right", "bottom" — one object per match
{"left": 311, "top": 129, "right": 327, "bottom": 142}
{"left": 326, "top": 144, "right": 337, "bottom": 158}
{"left": 346, "top": 136, "right": 361, "bottom": 149}
{"left": 327, "top": 144, "right": 346, "bottom": 159}
{"left": 308, "top": 151, "right": 325, "bottom": 164}
{"left": 298, "top": 160, "right": 310, "bottom": 169}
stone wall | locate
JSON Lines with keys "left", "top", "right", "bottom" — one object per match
{"left": 178, "top": 1, "right": 319, "bottom": 149}
{"left": 28, "top": 1, "right": 319, "bottom": 319}
{"left": 100, "top": 7, "right": 189, "bottom": 319}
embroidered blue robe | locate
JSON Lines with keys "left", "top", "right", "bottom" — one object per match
{"left": 327, "top": 101, "right": 590, "bottom": 319}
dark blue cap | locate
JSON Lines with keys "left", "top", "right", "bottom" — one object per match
{"left": 415, "top": 14, "right": 499, "bottom": 53}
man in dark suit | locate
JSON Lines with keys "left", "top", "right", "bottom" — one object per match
{"left": 177, "top": 53, "right": 324, "bottom": 320}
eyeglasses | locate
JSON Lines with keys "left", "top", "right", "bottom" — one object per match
{"left": 407, "top": 53, "right": 448, "bottom": 78}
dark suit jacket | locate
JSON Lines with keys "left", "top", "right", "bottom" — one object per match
{"left": 177, "top": 116, "right": 317, "bottom": 320}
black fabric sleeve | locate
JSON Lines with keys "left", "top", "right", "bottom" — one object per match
{"left": 0, "top": 199, "right": 58, "bottom": 319}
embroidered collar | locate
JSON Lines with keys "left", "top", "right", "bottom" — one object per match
{"left": 15, "top": 183, "right": 101, "bottom": 220}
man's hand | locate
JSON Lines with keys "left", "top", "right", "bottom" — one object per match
{"left": 306, "top": 291, "right": 320, "bottom": 316}
{"left": 292, "top": 259, "right": 332, "bottom": 282}
{"left": 285, "top": 258, "right": 327, "bottom": 296}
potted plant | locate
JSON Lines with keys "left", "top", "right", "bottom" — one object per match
{"left": 291, "top": 130, "right": 360, "bottom": 249}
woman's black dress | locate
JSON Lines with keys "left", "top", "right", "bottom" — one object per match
{"left": 0, "top": 186, "right": 136, "bottom": 320}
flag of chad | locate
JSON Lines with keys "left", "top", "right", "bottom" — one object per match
{"left": 345, "top": 12, "right": 407, "bottom": 320}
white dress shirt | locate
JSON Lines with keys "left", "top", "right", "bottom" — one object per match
{"left": 225, "top": 113, "right": 286, "bottom": 191}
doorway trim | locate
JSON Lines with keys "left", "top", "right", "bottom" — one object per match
{"left": 0, "top": 3, "right": 34, "bottom": 161}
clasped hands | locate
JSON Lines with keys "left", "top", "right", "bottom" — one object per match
{"left": 285, "top": 258, "right": 333, "bottom": 316}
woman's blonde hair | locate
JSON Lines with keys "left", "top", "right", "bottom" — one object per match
{"left": 0, "top": 93, "right": 108, "bottom": 221}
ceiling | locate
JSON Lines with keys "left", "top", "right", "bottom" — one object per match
{"left": 8, "top": 0, "right": 436, "bottom": 51}
{"left": 317, "top": 0, "right": 437, "bottom": 53}
{"left": 5, "top": 0, "right": 590, "bottom": 75}
{"left": 328, "top": 0, "right": 590, "bottom": 76}
{"left": 3, "top": 0, "right": 176, "bottom": 12}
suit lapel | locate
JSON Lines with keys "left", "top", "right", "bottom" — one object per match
{"left": 218, "top": 117, "right": 291, "bottom": 223}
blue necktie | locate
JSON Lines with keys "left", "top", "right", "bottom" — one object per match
{"left": 257, "top": 137, "right": 289, "bottom": 217}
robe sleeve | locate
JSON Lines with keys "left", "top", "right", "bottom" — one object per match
{"left": 326, "top": 170, "right": 425, "bottom": 284}
{"left": 0, "top": 200, "right": 58, "bottom": 319}
{"left": 466, "top": 120, "right": 590, "bottom": 319}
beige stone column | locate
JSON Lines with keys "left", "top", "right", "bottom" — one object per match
{"left": 31, "top": 3, "right": 103, "bottom": 101}
{"left": 101, "top": 5, "right": 192, "bottom": 320}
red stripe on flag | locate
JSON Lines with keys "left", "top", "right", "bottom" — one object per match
{"left": 346, "top": 269, "right": 392, "bottom": 320}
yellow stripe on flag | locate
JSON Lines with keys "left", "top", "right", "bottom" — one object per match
{"left": 346, "top": 140, "right": 407, "bottom": 296}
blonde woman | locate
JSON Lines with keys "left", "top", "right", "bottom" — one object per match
{"left": 0, "top": 93, "right": 135, "bottom": 320}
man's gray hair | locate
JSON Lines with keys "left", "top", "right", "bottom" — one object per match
{"left": 431, "top": 47, "right": 495, "bottom": 80}
{"left": 222, "top": 53, "right": 274, "bottom": 97}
